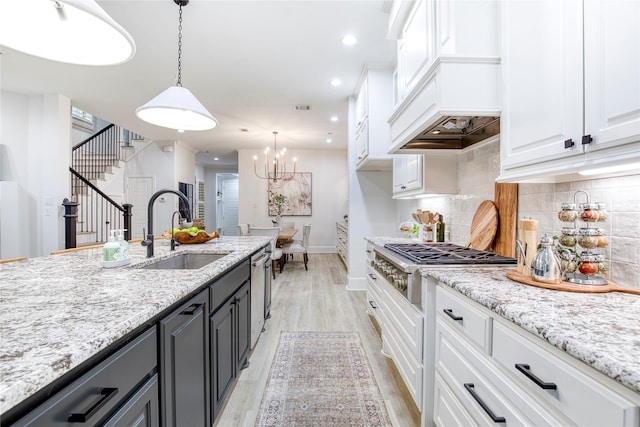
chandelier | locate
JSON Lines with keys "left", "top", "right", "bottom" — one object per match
{"left": 254, "top": 132, "right": 297, "bottom": 182}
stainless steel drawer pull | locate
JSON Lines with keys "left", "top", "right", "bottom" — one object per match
{"left": 68, "top": 387, "right": 119, "bottom": 422}
{"left": 515, "top": 363, "right": 557, "bottom": 390}
{"left": 368, "top": 274, "right": 377, "bottom": 280}
{"left": 443, "top": 308, "right": 463, "bottom": 321}
{"left": 464, "top": 383, "right": 505, "bottom": 423}
{"left": 369, "top": 300, "right": 377, "bottom": 309}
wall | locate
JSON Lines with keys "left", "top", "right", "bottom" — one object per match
{"left": 416, "top": 138, "right": 640, "bottom": 289}
{"left": 237, "top": 148, "right": 347, "bottom": 253}
{"left": 1, "top": 90, "right": 71, "bottom": 258}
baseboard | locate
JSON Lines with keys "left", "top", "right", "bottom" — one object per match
{"left": 347, "top": 276, "right": 366, "bottom": 291}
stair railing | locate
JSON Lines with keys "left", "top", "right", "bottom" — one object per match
{"left": 67, "top": 124, "right": 134, "bottom": 247}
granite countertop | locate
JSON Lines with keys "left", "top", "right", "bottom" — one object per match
{"left": 0, "top": 236, "right": 270, "bottom": 415}
{"left": 365, "top": 237, "right": 640, "bottom": 394}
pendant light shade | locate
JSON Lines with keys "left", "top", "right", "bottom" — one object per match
{"left": 0, "top": 0, "right": 135, "bottom": 65}
{"left": 135, "top": 0, "right": 216, "bottom": 131}
{"left": 135, "top": 86, "right": 217, "bottom": 131}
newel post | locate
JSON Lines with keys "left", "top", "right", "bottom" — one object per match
{"left": 62, "top": 198, "right": 79, "bottom": 249}
{"left": 123, "top": 203, "right": 133, "bottom": 241}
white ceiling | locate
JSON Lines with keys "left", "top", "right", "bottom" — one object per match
{"left": 1, "top": 0, "right": 397, "bottom": 166}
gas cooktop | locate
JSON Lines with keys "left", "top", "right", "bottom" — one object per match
{"left": 383, "top": 243, "right": 516, "bottom": 265}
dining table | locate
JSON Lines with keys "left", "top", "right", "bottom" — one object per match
{"left": 276, "top": 228, "right": 298, "bottom": 247}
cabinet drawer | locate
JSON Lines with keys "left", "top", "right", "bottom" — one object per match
{"left": 366, "top": 267, "right": 384, "bottom": 321}
{"left": 436, "top": 285, "right": 492, "bottom": 353}
{"left": 383, "top": 320, "right": 423, "bottom": 410}
{"left": 210, "top": 260, "right": 250, "bottom": 312}
{"left": 434, "top": 373, "right": 476, "bottom": 427}
{"left": 435, "top": 318, "right": 558, "bottom": 426}
{"left": 493, "top": 321, "right": 639, "bottom": 427}
{"left": 383, "top": 281, "right": 424, "bottom": 360}
{"left": 14, "top": 328, "right": 157, "bottom": 426}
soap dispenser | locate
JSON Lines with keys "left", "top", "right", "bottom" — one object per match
{"left": 103, "top": 230, "right": 119, "bottom": 262}
{"left": 117, "top": 229, "right": 130, "bottom": 259}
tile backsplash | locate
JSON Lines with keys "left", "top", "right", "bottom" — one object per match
{"left": 416, "top": 138, "right": 640, "bottom": 289}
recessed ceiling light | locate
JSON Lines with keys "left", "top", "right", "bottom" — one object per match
{"left": 177, "top": 129, "right": 185, "bottom": 133}
{"left": 330, "top": 79, "right": 342, "bottom": 87}
{"left": 330, "top": 116, "right": 339, "bottom": 122}
{"left": 213, "top": 157, "right": 219, "bottom": 161}
{"left": 326, "top": 138, "right": 333, "bottom": 143}
{"left": 342, "top": 35, "right": 357, "bottom": 46}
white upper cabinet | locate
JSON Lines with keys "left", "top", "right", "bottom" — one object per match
{"left": 354, "top": 67, "right": 394, "bottom": 170}
{"left": 499, "top": 0, "right": 640, "bottom": 182}
{"left": 583, "top": 0, "right": 640, "bottom": 154}
{"left": 388, "top": 0, "right": 501, "bottom": 153}
{"left": 392, "top": 153, "right": 458, "bottom": 198}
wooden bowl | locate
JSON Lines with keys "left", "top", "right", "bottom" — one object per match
{"left": 162, "top": 230, "right": 219, "bottom": 244}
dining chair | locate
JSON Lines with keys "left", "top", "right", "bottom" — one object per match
{"left": 281, "top": 221, "right": 295, "bottom": 229}
{"left": 281, "top": 224, "right": 311, "bottom": 270}
{"left": 237, "top": 223, "right": 251, "bottom": 236}
{"left": 248, "top": 226, "right": 282, "bottom": 278}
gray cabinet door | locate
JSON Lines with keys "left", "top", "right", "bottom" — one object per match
{"left": 235, "top": 281, "right": 251, "bottom": 371}
{"left": 101, "top": 374, "right": 159, "bottom": 427}
{"left": 160, "top": 290, "right": 209, "bottom": 427}
{"left": 211, "top": 298, "right": 235, "bottom": 420}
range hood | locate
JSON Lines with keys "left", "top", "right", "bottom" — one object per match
{"left": 401, "top": 116, "right": 500, "bottom": 150}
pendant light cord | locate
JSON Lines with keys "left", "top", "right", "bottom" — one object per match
{"left": 176, "top": 3, "right": 183, "bottom": 87}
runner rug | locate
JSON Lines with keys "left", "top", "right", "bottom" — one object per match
{"left": 255, "top": 331, "right": 393, "bottom": 426}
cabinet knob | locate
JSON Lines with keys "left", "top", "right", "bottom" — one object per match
{"left": 582, "top": 134, "right": 593, "bottom": 145}
{"left": 564, "top": 139, "right": 575, "bottom": 149}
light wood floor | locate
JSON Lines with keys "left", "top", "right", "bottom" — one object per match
{"left": 214, "top": 254, "right": 421, "bottom": 427}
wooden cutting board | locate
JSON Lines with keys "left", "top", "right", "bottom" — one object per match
{"left": 492, "top": 182, "right": 518, "bottom": 257}
{"left": 466, "top": 200, "right": 499, "bottom": 251}
{"left": 507, "top": 270, "right": 640, "bottom": 295}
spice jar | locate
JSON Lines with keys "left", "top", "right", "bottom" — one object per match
{"left": 559, "top": 227, "right": 578, "bottom": 247}
{"left": 557, "top": 203, "right": 578, "bottom": 222}
{"left": 596, "top": 202, "right": 608, "bottom": 222}
{"left": 577, "top": 228, "right": 601, "bottom": 249}
{"left": 580, "top": 203, "right": 600, "bottom": 222}
{"left": 597, "top": 234, "right": 609, "bottom": 248}
{"left": 578, "top": 253, "right": 604, "bottom": 276}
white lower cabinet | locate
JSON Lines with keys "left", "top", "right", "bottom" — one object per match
{"left": 365, "top": 250, "right": 424, "bottom": 410}
{"left": 428, "top": 282, "right": 639, "bottom": 427}
{"left": 492, "top": 322, "right": 639, "bottom": 427}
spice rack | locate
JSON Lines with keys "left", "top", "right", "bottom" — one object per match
{"left": 557, "top": 190, "right": 609, "bottom": 285}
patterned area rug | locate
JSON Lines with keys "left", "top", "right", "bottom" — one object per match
{"left": 255, "top": 331, "right": 393, "bottom": 426}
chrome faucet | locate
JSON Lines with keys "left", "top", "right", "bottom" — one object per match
{"left": 141, "top": 189, "right": 192, "bottom": 258}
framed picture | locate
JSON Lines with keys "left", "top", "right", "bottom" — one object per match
{"left": 268, "top": 172, "right": 312, "bottom": 216}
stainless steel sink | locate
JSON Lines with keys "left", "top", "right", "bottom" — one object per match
{"left": 139, "top": 253, "right": 227, "bottom": 270}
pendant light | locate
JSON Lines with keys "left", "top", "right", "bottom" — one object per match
{"left": 0, "top": 0, "right": 135, "bottom": 66}
{"left": 253, "top": 132, "right": 297, "bottom": 182}
{"left": 135, "top": 0, "right": 217, "bottom": 131}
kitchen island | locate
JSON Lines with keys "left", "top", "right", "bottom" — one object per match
{"left": 0, "top": 236, "right": 270, "bottom": 424}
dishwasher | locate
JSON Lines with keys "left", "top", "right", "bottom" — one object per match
{"left": 250, "top": 246, "right": 270, "bottom": 349}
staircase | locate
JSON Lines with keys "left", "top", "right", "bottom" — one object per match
{"left": 69, "top": 124, "right": 147, "bottom": 246}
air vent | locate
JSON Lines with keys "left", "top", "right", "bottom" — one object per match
{"left": 294, "top": 105, "right": 311, "bottom": 111}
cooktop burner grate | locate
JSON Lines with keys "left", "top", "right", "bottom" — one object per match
{"left": 383, "top": 243, "right": 516, "bottom": 265}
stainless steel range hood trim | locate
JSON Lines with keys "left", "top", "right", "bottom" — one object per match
{"left": 388, "top": 113, "right": 501, "bottom": 154}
